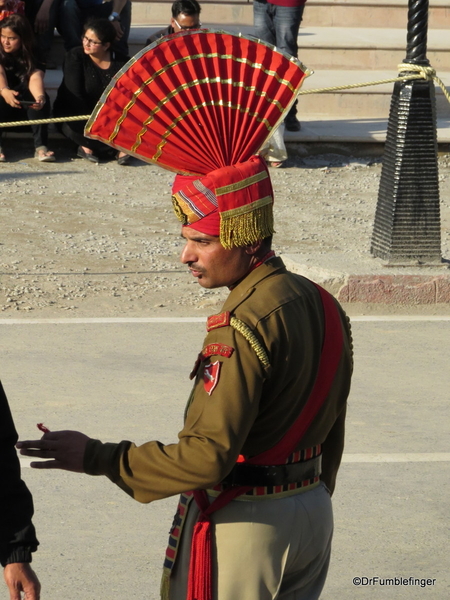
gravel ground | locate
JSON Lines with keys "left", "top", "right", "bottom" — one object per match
{"left": 1, "top": 138, "right": 449, "bottom": 317}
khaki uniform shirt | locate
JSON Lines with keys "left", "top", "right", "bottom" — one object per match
{"left": 84, "top": 257, "right": 353, "bottom": 500}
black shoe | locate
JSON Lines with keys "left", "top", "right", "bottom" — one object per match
{"left": 285, "top": 117, "right": 301, "bottom": 132}
{"left": 77, "top": 146, "right": 99, "bottom": 164}
{"left": 117, "top": 153, "right": 131, "bottom": 166}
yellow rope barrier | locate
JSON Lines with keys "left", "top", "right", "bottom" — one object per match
{"left": 297, "top": 63, "right": 450, "bottom": 102}
{"left": 0, "top": 114, "right": 90, "bottom": 129}
{"left": 0, "top": 64, "right": 447, "bottom": 129}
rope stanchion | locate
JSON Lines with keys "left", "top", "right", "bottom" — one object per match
{"left": 0, "top": 66, "right": 447, "bottom": 129}
{"left": 397, "top": 63, "right": 450, "bottom": 103}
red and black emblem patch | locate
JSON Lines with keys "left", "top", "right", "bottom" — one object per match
{"left": 190, "top": 344, "right": 234, "bottom": 380}
{"left": 203, "top": 361, "right": 221, "bottom": 395}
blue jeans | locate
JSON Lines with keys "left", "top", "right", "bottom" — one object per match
{"left": 253, "top": 0, "right": 305, "bottom": 120}
{"left": 0, "top": 94, "right": 51, "bottom": 148}
{"left": 58, "top": 0, "right": 131, "bottom": 56}
{"left": 253, "top": 0, "right": 304, "bottom": 58}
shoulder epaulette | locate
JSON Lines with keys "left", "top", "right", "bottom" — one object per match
{"left": 230, "top": 316, "right": 270, "bottom": 370}
{"left": 207, "top": 311, "right": 230, "bottom": 331}
{"left": 206, "top": 311, "right": 270, "bottom": 370}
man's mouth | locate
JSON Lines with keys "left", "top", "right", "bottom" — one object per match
{"left": 189, "top": 267, "right": 204, "bottom": 278}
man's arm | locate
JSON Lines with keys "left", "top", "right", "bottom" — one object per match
{"left": 109, "top": 0, "right": 128, "bottom": 39}
{"left": 18, "top": 325, "right": 265, "bottom": 503}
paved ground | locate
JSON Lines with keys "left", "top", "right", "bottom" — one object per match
{"left": 1, "top": 138, "right": 450, "bottom": 316}
{"left": 1, "top": 135, "right": 449, "bottom": 598}
{"left": 1, "top": 315, "right": 449, "bottom": 600}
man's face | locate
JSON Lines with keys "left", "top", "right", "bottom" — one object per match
{"left": 180, "top": 227, "right": 252, "bottom": 289}
{"left": 171, "top": 12, "right": 201, "bottom": 32}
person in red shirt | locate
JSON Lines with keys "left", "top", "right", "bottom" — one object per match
{"left": 253, "top": 0, "right": 306, "bottom": 131}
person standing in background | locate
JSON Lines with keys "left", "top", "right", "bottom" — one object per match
{"left": 253, "top": 0, "right": 306, "bottom": 131}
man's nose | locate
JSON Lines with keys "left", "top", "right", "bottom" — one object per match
{"left": 180, "top": 241, "right": 197, "bottom": 264}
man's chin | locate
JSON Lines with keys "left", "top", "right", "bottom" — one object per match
{"left": 197, "top": 278, "right": 212, "bottom": 289}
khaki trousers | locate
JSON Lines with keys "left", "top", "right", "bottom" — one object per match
{"left": 169, "top": 482, "right": 333, "bottom": 600}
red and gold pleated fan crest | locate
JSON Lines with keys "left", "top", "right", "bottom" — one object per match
{"left": 85, "top": 29, "right": 311, "bottom": 175}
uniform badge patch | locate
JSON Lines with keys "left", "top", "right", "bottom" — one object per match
{"left": 203, "top": 361, "right": 221, "bottom": 395}
{"left": 207, "top": 311, "right": 230, "bottom": 331}
{"left": 202, "top": 343, "right": 234, "bottom": 359}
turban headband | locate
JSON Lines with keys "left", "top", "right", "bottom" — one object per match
{"left": 171, "top": 155, "right": 274, "bottom": 249}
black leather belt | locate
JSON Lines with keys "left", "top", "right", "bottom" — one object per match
{"left": 221, "top": 455, "right": 322, "bottom": 487}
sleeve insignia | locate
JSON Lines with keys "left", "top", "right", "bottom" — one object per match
{"left": 189, "top": 345, "right": 234, "bottom": 380}
{"left": 203, "top": 361, "right": 221, "bottom": 395}
{"left": 206, "top": 311, "right": 230, "bottom": 331}
{"left": 202, "top": 343, "right": 234, "bottom": 359}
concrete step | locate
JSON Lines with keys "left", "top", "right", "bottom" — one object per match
{"left": 131, "top": 0, "right": 450, "bottom": 29}
{"left": 284, "top": 115, "right": 450, "bottom": 143}
{"left": 43, "top": 67, "right": 450, "bottom": 145}
{"left": 42, "top": 20, "right": 450, "bottom": 145}
{"left": 296, "top": 27, "right": 450, "bottom": 71}
{"left": 123, "top": 26, "right": 450, "bottom": 72}
{"left": 43, "top": 66, "right": 450, "bottom": 120}
{"left": 299, "top": 69, "right": 450, "bottom": 118}
{"left": 48, "top": 25, "right": 450, "bottom": 73}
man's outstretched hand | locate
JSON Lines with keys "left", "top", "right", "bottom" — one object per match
{"left": 17, "top": 431, "right": 91, "bottom": 472}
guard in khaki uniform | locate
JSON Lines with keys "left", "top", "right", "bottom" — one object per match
{"left": 18, "top": 31, "right": 353, "bottom": 600}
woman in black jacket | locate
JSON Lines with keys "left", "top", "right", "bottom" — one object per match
{"left": 0, "top": 14, "right": 54, "bottom": 162}
{"left": 53, "top": 18, "right": 130, "bottom": 165}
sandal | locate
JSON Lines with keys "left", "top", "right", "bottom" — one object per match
{"left": 268, "top": 160, "right": 284, "bottom": 168}
{"left": 35, "top": 146, "right": 56, "bottom": 162}
{"left": 0, "top": 148, "right": 5, "bottom": 163}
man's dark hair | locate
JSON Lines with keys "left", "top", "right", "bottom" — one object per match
{"left": 172, "top": 0, "right": 201, "bottom": 18}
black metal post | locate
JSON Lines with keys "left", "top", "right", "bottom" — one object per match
{"left": 370, "top": 0, "right": 441, "bottom": 264}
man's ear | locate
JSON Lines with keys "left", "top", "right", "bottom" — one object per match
{"left": 244, "top": 240, "right": 263, "bottom": 256}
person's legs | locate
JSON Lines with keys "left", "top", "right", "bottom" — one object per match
{"left": 0, "top": 100, "right": 26, "bottom": 160}
{"left": 278, "top": 483, "right": 333, "bottom": 599}
{"left": 27, "top": 0, "right": 62, "bottom": 67}
{"left": 253, "top": 0, "right": 276, "bottom": 46}
{"left": 58, "top": 0, "right": 84, "bottom": 50}
{"left": 272, "top": 4, "right": 305, "bottom": 131}
{"left": 272, "top": 4, "right": 304, "bottom": 58}
{"left": 169, "top": 484, "right": 333, "bottom": 600}
{"left": 27, "top": 97, "right": 51, "bottom": 148}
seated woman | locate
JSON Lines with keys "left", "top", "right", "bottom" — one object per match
{"left": 0, "top": 14, "right": 55, "bottom": 162}
{"left": 53, "top": 18, "right": 130, "bottom": 165}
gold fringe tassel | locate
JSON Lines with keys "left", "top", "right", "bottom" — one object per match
{"left": 220, "top": 204, "right": 274, "bottom": 249}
